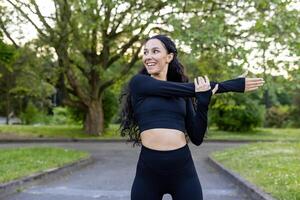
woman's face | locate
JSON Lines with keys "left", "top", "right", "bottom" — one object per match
{"left": 143, "top": 39, "right": 173, "bottom": 75}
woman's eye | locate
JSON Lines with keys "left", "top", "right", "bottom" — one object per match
{"left": 143, "top": 51, "right": 148, "bottom": 55}
{"left": 153, "top": 50, "right": 159, "bottom": 53}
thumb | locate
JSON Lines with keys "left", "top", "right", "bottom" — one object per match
{"left": 212, "top": 84, "right": 219, "bottom": 95}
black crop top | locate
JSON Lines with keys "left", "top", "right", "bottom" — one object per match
{"left": 129, "top": 74, "right": 245, "bottom": 146}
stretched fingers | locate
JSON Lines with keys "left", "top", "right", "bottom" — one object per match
{"left": 246, "top": 87, "right": 260, "bottom": 92}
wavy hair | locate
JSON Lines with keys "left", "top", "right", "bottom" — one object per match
{"left": 118, "top": 35, "right": 196, "bottom": 147}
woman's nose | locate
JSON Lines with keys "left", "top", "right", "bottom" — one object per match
{"left": 144, "top": 54, "right": 153, "bottom": 61}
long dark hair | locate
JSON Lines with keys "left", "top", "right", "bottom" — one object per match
{"left": 118, "top": 35, "right": 195, "bottom": 147}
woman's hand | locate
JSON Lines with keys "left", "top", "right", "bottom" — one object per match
{"left": 238, "top": 70, "right": 265, "bottom": 92}
{"left": 194, "top": 75, "right": 219, "bottom": 94}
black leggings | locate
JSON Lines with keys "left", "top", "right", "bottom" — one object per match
{"left": 131, "top": 144, "right": 203, "bottom": 200}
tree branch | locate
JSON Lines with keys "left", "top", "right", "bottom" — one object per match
{"left": 0, "top": 19, "right": 19, "bottom": 48}
{"left": 30, "top": 0, "right": 54, "bottom": 36}
{"left": 6, "top": 0, "right": 48, "bottom": 39}
{"left": 98, "top": 44, "right": 142, "bottom": 95}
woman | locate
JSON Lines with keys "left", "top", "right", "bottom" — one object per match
{"left": 119, "top": 35, "right": 264, "bottom": 200}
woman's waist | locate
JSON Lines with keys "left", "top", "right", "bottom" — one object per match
{"left": 140, "top": 128, "right": 187, "bottom": 151}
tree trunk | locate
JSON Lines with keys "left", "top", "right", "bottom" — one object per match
{"left": 84, "top": 99, "right": 104, "bottom": 136}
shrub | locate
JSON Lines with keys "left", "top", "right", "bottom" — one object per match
{"left": 102, "top": 89, "right": 118, "bottom": 128}
{"left": 20, "top": 101, "right": 49, "bottom": 124}
{"left": 50, "top": 107, "right": 80, "bottom": 125}
{"left": 264, "top": 105, "right": 292, "bottom": 128}
{"left": 211, "top": 93, "right": 265, "bottom": 132}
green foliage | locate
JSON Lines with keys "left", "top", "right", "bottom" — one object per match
{"left": 2, "top": 0, "right": 299, "bottom": 134}
{"left": 0, "top": 43, "right": 56, "bottom": 117}
{"left": 265, "top": 105, "right": 293, "bottom": 128}
{"left": 19, "top": 101, "right": 48, "bottom": 125}
{"left": 50, "top": 107, "right": 81, "bottom": 125}
{"left": 290, "top": 89, "right": 300, "bottom": 127}
{"left": 0, "top": 40, "right": 15, "bottom": 65}
{"left": 211, "top": 94, "right": 265, "bottom": 131}
{"left": 20, "top": 102, "right": 80, "bottom": 125}
{"left": 102, "top": 89, "right": 118, "bottom": 128}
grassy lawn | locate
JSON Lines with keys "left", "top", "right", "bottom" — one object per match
{"left": 0, "top": 147, "right": 89, "bottom": 184}
{"left": 0, "top": 124, "right": 122, "bottom": 140}
{"left": 211, "top": 142, "right": 300, "bottom": 200}
{"left": 207, "top": 127, "right": 300, "bottom": 141}
{"left": 1, "top": 124, "right": 300, "bottom": 141}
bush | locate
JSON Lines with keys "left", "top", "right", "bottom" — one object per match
{"left": 211, "top": 94, "right": 265, "bottom": 132}
{"left": 264, "top": 105, "right": 292, "bottom": 128}
{"left": 290, "top": 106, "right": 300, "bottom": 128}
{"left": 50, "top": 107, "right": 80, "bottom": 125}
{"left": 20, "top": 101, "right": 50, "bottom": 124}
{"left": 102, "top": 89, "right": 118, "bottom": 128}
{"left": 20, "top": 102, "right": 80, "bottom": 125}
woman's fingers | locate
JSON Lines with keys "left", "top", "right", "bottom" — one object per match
{"left": 246, "top": 87, "right": 259, "bottom": 92}
{"left": 194, "top": 75, "right": 211, "bottom": 92}
{"left": 212, "top": 84, "right": 219, "bottom": 94}
{"left": 198, "top": 76, "right": 205, "bottom": 85}
{"left": 245, "top": 77, "right": 265, "bottom": 92}
{"left": 204, "top": 75, "right": 210, "bottom": 84}
{"left": 194, "top": 78, "right": 198, "bottom": 85}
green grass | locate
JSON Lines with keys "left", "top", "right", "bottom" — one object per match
{"left": 0, "top": 147, "right": 89, "bottom": 184}
{"left": 207, "top": 127, "right": 300, "bottom": 141}
{"left": 211, "top": 142, "right": 300, "bottom": 200}
{"left": 0, "top": 124, "right": 122, "bottom": 139}
{"left": 1, "top": 124, "right": 300, "bottom": 141}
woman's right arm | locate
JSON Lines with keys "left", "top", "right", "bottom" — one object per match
{"left": 129, "top": 74, "right": 249, "bottom": 99}
{"left": 185, "top": 91, "right": 212, "bottom": 146}
{"left": 129, "top": 74, "right": 196, "bottom": 97}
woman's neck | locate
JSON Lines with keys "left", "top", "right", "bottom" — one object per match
{"left": 150, "top": 66, "right": 168, "bottom": 81}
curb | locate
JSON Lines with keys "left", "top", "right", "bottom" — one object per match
{"left": 207, "top": 156, "right": 276, "bottom": 200}
{"left": 0, "top": 155, "right": 94, "bottom": 199}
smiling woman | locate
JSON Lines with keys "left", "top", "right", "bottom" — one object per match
{"left": 118, "top": 34, "right": 264, "bottom": 200}
{"left": 142, "top": 38, "right": 174, "bottom": 80}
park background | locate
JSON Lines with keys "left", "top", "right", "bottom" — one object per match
{"left": 0, "top": 1, "right": 299, "bottom": 200}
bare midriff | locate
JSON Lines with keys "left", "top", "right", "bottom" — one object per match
{"left": 140, "top": 128, "right": 187, "bottom": 151}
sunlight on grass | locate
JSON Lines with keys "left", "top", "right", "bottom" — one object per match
{"left": 212, "top": 142, "right": 300, "bottom": 200}
{"left": 207, "top": 127, "right": 300, "bottom": 141}
{"left": 0, "top": 147, "right": 89, "bottom": 184}
{"left": 0, "top": 124, "right": 122, "bottom": 139}
{"left": 1, "top": 124, "right": 300, "bottom": 141}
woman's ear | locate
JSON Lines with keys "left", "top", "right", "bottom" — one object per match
{"left": 167, "top": 53, "right": 174, "bottom": 63}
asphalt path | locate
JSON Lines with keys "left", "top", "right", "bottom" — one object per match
{"left": 0, "top": 142, "right": 253, "bottom": 200}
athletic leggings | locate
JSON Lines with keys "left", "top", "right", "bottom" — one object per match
{"left": 131, "top": 144, "right": 203, "bottom": 200}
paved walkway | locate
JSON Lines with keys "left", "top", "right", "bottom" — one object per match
{"left": 1, "top": 142, "right": 253, "bottom": 200}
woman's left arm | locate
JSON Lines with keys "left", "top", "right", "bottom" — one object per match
{"left": 210, "top": 71, "right": 265, "bottom": 94}
{"left": 210, "top": 78, "right": 245, "bottom": 94}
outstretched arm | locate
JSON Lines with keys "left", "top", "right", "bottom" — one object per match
{"left": 210, "top": 78, "right": 245, "bottom": 94}
{"left": 129, "top": 74, "right": 196, "bottom": 98}
{"left": 129, "top": 73, "right": 264, "bottom": 98}
{"left": 210, "top": 70, "right": 265, "bottom": 94}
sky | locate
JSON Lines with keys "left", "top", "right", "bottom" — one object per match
{"left": 2, "top": 0, "right": 299, "bottom": 78}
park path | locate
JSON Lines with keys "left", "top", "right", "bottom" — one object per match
{"left": 1, "top": 142, "right": 253, "bottom": 200}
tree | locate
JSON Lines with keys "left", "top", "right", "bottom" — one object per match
{"left": 2, "top": 0, "right": 178, "bottom": 135}
{"left": 2, "top": 0, "right": 299, "bottom": 134}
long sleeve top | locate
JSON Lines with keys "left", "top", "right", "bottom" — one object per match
{"left": 129, "top": 74, "right": 245, "bottom": 146}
